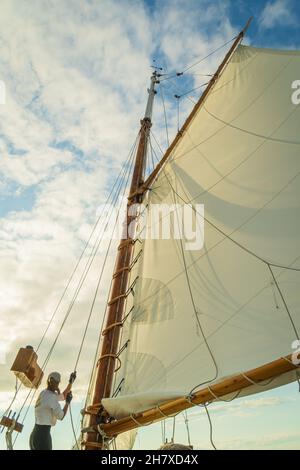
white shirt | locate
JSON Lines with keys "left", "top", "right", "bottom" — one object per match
{"left": 35, "top": 389, "right": 65, "bottom": 426}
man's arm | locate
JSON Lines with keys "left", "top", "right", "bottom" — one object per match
{"left": 62, "top": 383, "right": 72, "bottom": 399}
{"left": 62, "top": 372, "right": 77, "bottom": 399}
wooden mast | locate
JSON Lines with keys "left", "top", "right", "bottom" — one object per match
{"left": 84, "top": 72, "right": 158, "bottom": 449}
{"left": 84, "top": 17, "right": 253, "bottom": 449}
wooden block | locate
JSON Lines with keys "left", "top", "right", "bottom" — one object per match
{"left": 0, "top": 416, "right": 23, "bottom": 433}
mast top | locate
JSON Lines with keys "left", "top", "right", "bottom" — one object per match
{"left": 144, "top": 71, "right": 159, "bottom": 121}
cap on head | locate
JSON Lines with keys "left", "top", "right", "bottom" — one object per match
{"left": 47, "top": 371, "right": 61, "bottom": 384}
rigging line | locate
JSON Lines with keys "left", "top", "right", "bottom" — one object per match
{"left": 102, "top": 127, "right": 151, "bottom": 397}
{"left": 149, "top": 135, "right": 161, "bottom": 164}
{"left": 166, "top": 167, "right": 300, "bottom": 356}
{"left": 69, "top": 403, "right": 80, "bottom": 450}
{"left": 128, "top": 144, "right": 300, "bottom": 391}
{"left": 164, "top": 77, "right": 197, "bottom": 105}
{"left": 170, "top": 176, "right": 219, "bottom": 390}
{"left": 169, "top": 166, "right": 300, "bottom": 274}
{"left": 160, "top": 35, "right": 237, "bottom": 80}
{"left": 85, "top": 168, "right": 138, "bottom": 406}
{"left": 160, "top": 421, "right": 165, "bottom": 444}
{"left": 268, "top": 264, "right": 300, "bottom": 341}
{"left": 203, "top": 105, "right": 300, "bottom": 146}
{"left": 149, "top": 136, "right": 156, "bottom": 173}
{"left": 171, "top": 415, "right": 176, "bottom": 442}
{"left": 84, "top": 275, "right": 115, "bottom": 411}
{"left": 100, "top": 151, "right": 138, "bottom": 399}
{"left": 3, "top": 143, "right": 139, "bottom": 423}
{"left": 184, "top": 411, "right": 192, "bottom": 447}
{"left": 12, "top": 149, "right": 137, "bottom": 439}
{"left": 204, "top": 404, "right": 217, "bottom": 450}
{"left": 150, "top": 129, "right": 300, "bottom": 274}
{"left": 158, "top": 52, "right": 291, "bottom": 168}
{"left": 40, "top": 151, "right": 135, "bottom": 373}
{"left": 73, "top": 152, "right": 136, "bottom": 372}
{"left": 177, "top": 97, "right": 180, "bottom": 132}
{"left": 129, "top": 144, "right": 300, "bottom": 321}
{"left": 159, "top": 83, "right": 170, "bottom": 148}
{"left": 36, "top": 133, "right": 140, "bottom": 354}
{"left": 0, "top": 378, "right": 19, "bottom": 422}
{"left": 176, "top": 82, "right": 209, "bottom": 99}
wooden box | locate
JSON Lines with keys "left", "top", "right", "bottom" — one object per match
{"left": 11, "top": 347, "right": 44, "bottom": 389}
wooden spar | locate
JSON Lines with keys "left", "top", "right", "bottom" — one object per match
{"left": 129, "top": 16, "right": 253, "bottom": 201}
{"left": 84, "top": 73, "right": 158, "bottom": 449}
{"left": 98, "top": 354, "right": 299, "bottom": 437}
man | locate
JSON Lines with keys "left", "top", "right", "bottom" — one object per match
{"left": 29, "top": 371, "right": 76, "bottom": 450}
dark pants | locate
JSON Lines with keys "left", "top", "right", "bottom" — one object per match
{"left": 29, "top": 424, "right": 52, "bottom": 450}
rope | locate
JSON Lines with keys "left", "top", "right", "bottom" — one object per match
{"left": 12, "top": 138, "right": 138, "bottom": 446}
{"left": 171, "top": 416, "right": 176, "bottom": 443}
{"left": 160, "top": 36, "right": 237, "bottom": 80}
{"left": 186, "top": 395, "right": 217, "bottom": 450}
{"left": 73, "top": 150, "right": 135, "bottom": 371}
{"left": 69, "top": 403, "right": 80, "bottom": 450}
{"left": 170, "top": 178, "right": 219, "bottom": 392}
{"left": 174, "top": 81, "right": 209, "bottom": 99}
{"left": 184, "top": 411, "right": 192, "bottom": 448}
{"left": 5, "top": 136, "right": 138, "bottom": 427}
{"left": 204, "top": 404, "right": 217, "bottom": 450}
{"left": 159, "top": 83, "right": 169, "bottom": 148}
{"left": 268, "top": 265, "right": 300, "bottom": 341}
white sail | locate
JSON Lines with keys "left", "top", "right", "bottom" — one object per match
{"left": 103, "top": 45, "right": 300, "bottom": 418}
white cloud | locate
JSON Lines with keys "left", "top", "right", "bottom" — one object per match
{"left": 259, "top": 0, "right": 296, "bottom": 29}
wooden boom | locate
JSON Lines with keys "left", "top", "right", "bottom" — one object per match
{"left": 97, "top": 353, "right": 298, "bottom": 438}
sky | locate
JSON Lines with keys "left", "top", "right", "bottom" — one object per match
{"left": 0, "top": 0, "right": 300, "bottom": 451}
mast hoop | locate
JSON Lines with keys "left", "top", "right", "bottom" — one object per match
{"left": 97, "top": 354, "right": 122, "bottom": 373}
{"left": 102, "top": 321, "right": 123, "bottom": 336}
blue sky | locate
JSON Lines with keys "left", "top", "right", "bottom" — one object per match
{"left": 0, "top": 0, "right": 299, "bottom": 450}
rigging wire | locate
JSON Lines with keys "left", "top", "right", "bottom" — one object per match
{"left": 184, "top": 411, "right": 192, "bottom": 448}
{"left": 11, "top": 140, "right": 138, "bottom": 446}
{"left": 70, "top": 139, "right": 137, "bottom": 443}
{"left": 73, "top": 147, "right": 136, "bottom": 373}
{"left": 69, "top": 403, "right": 80, "bottom": 450}
{"left": 159, "top": 83, "right": 170, "bottom": 148}
{"left": 171, "top": 416, "right": 176, "bottom": 443}
{"left": 268, "top": 265, "right": 300, "bottom": 342}
{"left": 174, "top": 81, "right": 209, "bottom": 99}
{"left": 2, "top": 135, "right": 140, "bottom": 427}
{"left": 36, "top": 133, "right": 140, "bottom": 355}
{"left": 15, "top": 149, "right": 135, "bottom": 430}
{"left": 101, "top": 124, "right": 152, "bottom": 399}
{"left": 159, "top": 36, "right": 237, "bottom": 81}
{"left": 170, "top": 174, "right": 219, "bottom": 389}
{"left": 204, "top": 404, "right": 217, "bottom": 450}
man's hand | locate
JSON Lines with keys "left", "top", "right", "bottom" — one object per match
{"left": 66, "top": 392, "right": 73, "bottom": 404}
{"left": 69, "top": 371, "right": 77, "bottom": 384}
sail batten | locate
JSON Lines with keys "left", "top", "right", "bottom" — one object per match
{"left": 102, "top": 44, "right": 300, "bottom": 422}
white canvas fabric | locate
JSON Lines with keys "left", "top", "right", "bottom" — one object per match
{"left": 103, "top": 45, "right": 300, "bottom": 418}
